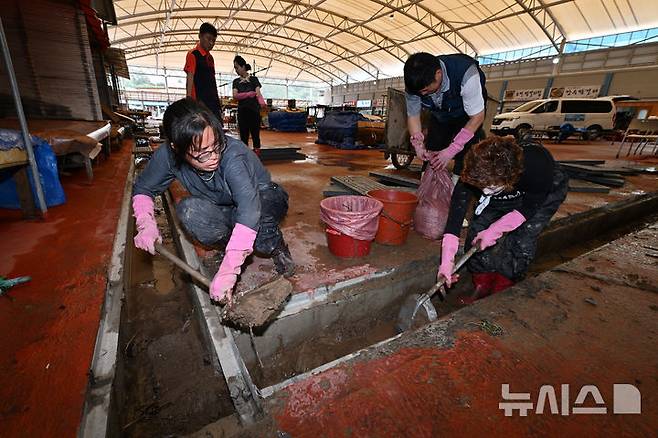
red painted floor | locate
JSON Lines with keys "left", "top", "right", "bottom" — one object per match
{"left": 0, "top": 143, "right": 131, "bottom": 437}
{"left": 269, "top": 223, "right": 658, "bottom": 436}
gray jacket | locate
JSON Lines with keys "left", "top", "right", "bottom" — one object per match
{"left": 133, "top": 135, "right": 272, "bottom": 229}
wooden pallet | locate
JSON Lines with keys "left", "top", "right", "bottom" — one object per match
{"left": 322, "top": 182, "right": 352, "bottom": 197}
{"left": 330, "top": 175, "right": 415, "bottom": 196}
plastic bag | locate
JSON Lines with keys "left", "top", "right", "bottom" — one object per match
{"left": 413, "top": 167, "right": 454, "bottom": 240}
{"left": 0, "top": 132, "right": 65, "bottom": 209}
{"left": 320, "top": 195, "right": 383, "bottom": 241}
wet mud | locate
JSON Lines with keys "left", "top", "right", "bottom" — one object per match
{"left": 114, "top": 208, "right": 233, "bottom": 437}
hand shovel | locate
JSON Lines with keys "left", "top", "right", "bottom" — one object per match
{"left": 395, "top": 246, "right": 478, "bottom": 333}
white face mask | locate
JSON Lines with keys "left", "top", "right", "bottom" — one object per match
{"left": 483, "top": 185, "right": 505, "bottom": 196}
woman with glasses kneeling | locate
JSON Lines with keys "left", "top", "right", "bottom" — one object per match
{"left": 438, "top": 135, "right": 568, "bottom": 302}
{"left": 131, "top": 97, "right": 295, "bottom": 304}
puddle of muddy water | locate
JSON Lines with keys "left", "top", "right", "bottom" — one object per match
{"left": 248, "top": 314, "right": 400, "bottom": 388}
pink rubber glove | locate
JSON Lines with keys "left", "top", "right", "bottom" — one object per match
{"left": 438, "top": 233, "right": 460, "bottom": 287}
{"left": 473, "top": 210, "right": 526, "bottom": 251}
{"left": 429, "top": 128, "right": 474, "bottom": 171}
{"left": 235, "top": 91, "right": 257, "bottom": 101}
{"left": 210, "top": 223, "right": 257, "bottom": 303}
{"left": 257, "top": 94, "right": 267, "bottom": 107}
{"left": 132, "top": 194, "right": 162, "bottom": 255}
{"left": 410, "top": 132, "right": 429, "bottom": 161}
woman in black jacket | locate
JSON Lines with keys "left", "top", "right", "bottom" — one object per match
{"left": 438, "top": 136, "right": 568, "bottom": 301}
{"left": 232, "top": 55, "right": 266, "bottom": 156}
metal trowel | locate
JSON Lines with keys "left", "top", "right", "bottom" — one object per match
{"left": 395, "top": 246, "right": 478, "bottom": 333}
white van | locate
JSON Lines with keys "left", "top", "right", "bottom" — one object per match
{"left": 490, "top": 97, "right": 616, "bottom": 139}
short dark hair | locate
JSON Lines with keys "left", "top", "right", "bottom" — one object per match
{"left": 233, "top": 55, "right": 251, "bottom": 71}
{"left": 404, "top": 52, "right": 441, "bottom": 95}
{"left": 199, "top": 22, "right": 217, "bottom": 38}
{"left": 163, "top": 98, "right": 225, "bottom": 167}
{"left": 462, "top": 136, "right": 524, "bottom": 190}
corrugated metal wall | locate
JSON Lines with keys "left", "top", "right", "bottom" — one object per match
{"left": 0, "top": 0, "right": 102, "bottom": 120}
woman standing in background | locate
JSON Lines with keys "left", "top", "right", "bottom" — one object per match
{"left": 233, "top": 55, "right": 266, "bottom": 156}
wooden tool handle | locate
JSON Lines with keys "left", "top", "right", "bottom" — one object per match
{"left": 426, "top": 246, "right": 479, "bottom": 298}
{"left": 154, "top": 243, "right": 211, "bottom": 288}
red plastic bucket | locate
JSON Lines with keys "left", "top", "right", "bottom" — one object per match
{"left": 320, "top": 195, "right": 382, "bottom": 258}
{"left": 325, "top": 227, "right": 372, "bottom": 258}
{"left": 367, "top": 189, "right": 418, "bottom": 246}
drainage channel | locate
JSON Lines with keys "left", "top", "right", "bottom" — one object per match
{"left": 80, "top": 158, "right": 658, "bottom": 436}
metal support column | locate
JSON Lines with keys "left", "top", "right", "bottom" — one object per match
{"left": 497, "top": 80, "right": 508, "bottom": 114}
{"left": 163, "top": 67, "right": 170, "bottom": 104}
{"left": 0, "top": 17, "right": 47, "bottom": 216}
{"left": 543, "top": 77, "right": 554, "bottom": 99}
{"left": 600, "top": 72, "right": 614, "bottom": 97}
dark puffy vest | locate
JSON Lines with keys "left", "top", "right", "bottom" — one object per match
{"left": 421, "top": 53, "right": 487, "bottom": 125}
{"left": 192, "top": 50, "right": 221, "bottom": 117}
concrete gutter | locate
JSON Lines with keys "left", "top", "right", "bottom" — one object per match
{"left": 78, "top": 160, "right": 135, "bottom": 437}
{"left": 162, "top": 191, "right": 263, "bottom": 426}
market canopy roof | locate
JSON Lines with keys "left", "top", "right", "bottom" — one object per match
{"left": 109, "top": 0, "right": 658, "bottom": 84}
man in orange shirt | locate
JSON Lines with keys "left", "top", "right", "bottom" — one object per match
{"left": 184, "top": 23, "right": 222, "bottom": 119}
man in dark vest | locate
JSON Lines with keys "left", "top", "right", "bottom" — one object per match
{"left": 184, "top": 23, "right": 222, "bottom": 119}
{"left": 404, "top": 52, "right": 487, "bottom": 178}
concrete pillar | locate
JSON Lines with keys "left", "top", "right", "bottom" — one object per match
{"left": 543, "top": 77, "right": 554, "bottom": 99}
{"left": 497, "top": 80, "right": 508, "bottom": 114}
{"left": 600, "top": 72, "right": 614, "bottom": 97}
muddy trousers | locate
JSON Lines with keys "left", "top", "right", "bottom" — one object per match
{"left": 465, "top": 168, "right": 569, "bottom": 281}
{"left": 238, "top": 108, "right": 261, "bottom": 150}
{"left": 175, "top": 182, "right": 288, "bottom": 255}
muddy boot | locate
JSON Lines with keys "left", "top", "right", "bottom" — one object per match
{"left": 459, "top": 272, "right": 495, "bottom": 305}
{"left": 490, "top": 273, "right": 515, "bottom": 294}
{"left": 201, "top": 249, "right": 225, "bottom": 276}
{"left": 271, "top": 243, "right": 295, "bottom": 278}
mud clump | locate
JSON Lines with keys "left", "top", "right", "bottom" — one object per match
{"left": 222, "top": 277, "right": 293, "bottom": 329}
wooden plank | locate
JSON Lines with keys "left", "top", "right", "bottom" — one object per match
{"left": 14, "top": 166, "right": 37, "bottom": 218}
{"left": 331, "top": 175, "right": 389, "bottom": 195}
{"left": 88, "top": 143, "right": 102, "bottom": 160}
{"left": 132, "top": 146, "right": 153, "bottom": 155}
{"left": 331, "top": 175, "right": 415, "bottom": 195}
{"left": 566, "top": 173, "right": 625, "bottom": 188}
{"left": 369, "top": 171, "right": 420, "bottom": 188}
{"left": 0, "top": 149, "right": 28, "bottom": 169}
{"left": 622, "top": 165, "right": 657, "bottom": 174}
{"left": 558, "top": 160, "right": 606, "bottom": 166}
{"left": 568, "top": 179, "right": 611, "bottom": 193}
{"left": 560, "top": 163, "right": 638, "bottom": 175}
{"left": 260, "top": 147, "right": 305, "bottom": 162}
{"left": 322, "top": 183, "right": 352, "bottom": 198}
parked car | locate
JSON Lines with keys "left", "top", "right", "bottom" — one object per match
{"left": 490, "top": 97, "right": 617, "bottom": 140}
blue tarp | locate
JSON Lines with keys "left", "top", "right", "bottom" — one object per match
{"left": 0, "top": 129, "right": 66, "bottom": 209}
{"left": 316, "top": 111, "right": 367, "bottom": 150}
{"left": 268, "top": 111, "right": 307, "bottom": 132}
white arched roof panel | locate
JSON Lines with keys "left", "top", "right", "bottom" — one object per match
{"left": 111, "top": 0, "right": 658, "bottom": 84}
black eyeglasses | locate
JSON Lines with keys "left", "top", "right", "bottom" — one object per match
{"left": 188, "top": 141, "right": 222, "bottom": 163}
